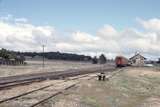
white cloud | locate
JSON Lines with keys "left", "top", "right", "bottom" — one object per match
{"left": 0, "top": 16, "right": 160, "bottom": 59}
{"left": 139, "top": 18, "right": 160, "bottom": 31}
{"left": 55, "top": 42, "right": 80, "bottom": 52}
{"left": 15, "top": 18, "right": 28, "bottom": 23}
{"left": 0, "top": 18, "right": 56, "bottom": 52}
{"left": 97, "top": 25, "right": 118, "bottom": 39}
{"left": 0, "top": 14, "right": 13, "bottom": 21}
{"left": 72, "top": 31, "right": 99, "bottom": 43}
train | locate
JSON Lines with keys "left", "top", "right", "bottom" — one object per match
{"left": 115, "top": 56, "right": 129, "bottom": 67}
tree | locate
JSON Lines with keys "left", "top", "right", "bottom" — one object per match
{"left": 0, "top": 48, "right": 9, "bottom": 59}
{"left": 99, "top": 54, "right": 107, "bottom": 64}
{"left": 92, "top": 56, "right": 98, "bottom": 64}
{"left": 0, "top": 48, "right": 16, "bottom": 59}
{"left": 157, "top": 58, "right": 160, "bottom": 64}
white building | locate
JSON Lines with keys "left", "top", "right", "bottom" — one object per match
{"left": 129, "top": 53, "right": 146, "bottom": 66}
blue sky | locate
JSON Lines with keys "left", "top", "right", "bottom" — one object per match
{"left": 0, "top": 0, "right": 160, "bottom": 59}
{"left": 0, "top": 0, "right": 160, "bottom": 33}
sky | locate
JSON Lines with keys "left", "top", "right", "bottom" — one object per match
{"left": 0, "top": 0, "right": 160, "bottom": 60}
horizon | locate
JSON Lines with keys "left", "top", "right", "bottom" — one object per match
{"left": 0, "top": 0, "right": 160, "bottom": 60}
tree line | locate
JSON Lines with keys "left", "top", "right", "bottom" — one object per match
{"left": 0, "top": 48, "right": 17, "bottom": 59}
{"left": 0, "top": 48, "right": 110, "bottom": 64}
{"left": 19, "top": 51, "right": 92, "bottom": 61}
{"left": 0, "top": 48, "right": 25, "bottom": 65}
{"left": 0, "top": 49, "right": 91, "bottom": 61}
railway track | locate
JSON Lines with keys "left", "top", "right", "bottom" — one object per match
{"left": 0, "top": 74, "right": 97, "bottom": 107}
{"left": 0, "top": 74, "right": 90, "bottom": 104}
{"left": 28, "top": 69, "right": 123, "bottom": 107}
{"left": 0, "top": 65, "right": 115, "bottom": 90}
{"left": 29, "top": 83, "right": 77, "bottom": 107}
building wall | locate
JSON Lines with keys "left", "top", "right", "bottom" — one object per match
{"left": 130, "top": 55, "right": 145, "bottom": 66}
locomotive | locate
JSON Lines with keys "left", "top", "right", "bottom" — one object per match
{"left": 115, "top": 56, "right": 129, "bottom": 67}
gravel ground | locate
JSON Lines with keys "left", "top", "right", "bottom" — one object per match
{"left": 0, "top": 73, "right": 98, "bottom": 107}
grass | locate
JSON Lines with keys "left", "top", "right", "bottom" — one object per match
{"left": 75, "top": 68, "right": 160, "bottom": 107}
{"left": 30, "top": 67, "right": 160, "bottom": 107}
{"left": 82, "top": 96, "right": 101, "bottom": 107}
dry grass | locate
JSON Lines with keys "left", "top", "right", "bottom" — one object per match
{"left": 50, "top": 67, "right": 160, "bottom": 107}
{"left": 1, "top": 67, "right": 160, "bottom": 107}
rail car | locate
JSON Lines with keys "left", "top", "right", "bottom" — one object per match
{"left": 115, "top": 56, "right": 129, "bottom": 67}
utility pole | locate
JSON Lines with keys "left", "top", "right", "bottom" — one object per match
{"left": 42, "top": 45, "right": 45, "bottom": 68}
